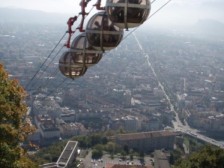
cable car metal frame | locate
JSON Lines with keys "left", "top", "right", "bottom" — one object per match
{"left": 60, "top": 0, "right": 150, "bottom": 79}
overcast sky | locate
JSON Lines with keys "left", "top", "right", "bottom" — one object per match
{"left": 1, "top": 0, "right": 222, "bottom": 13}
{"left": 0, "top": 0, "right": 83, "bottom": 13}
{"left": 0, "top": 0, "right": 223, "bottom": 26}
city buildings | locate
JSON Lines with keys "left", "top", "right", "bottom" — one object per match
{"left": 113, "top": 130, "right": 176, "bottom": 153}
{"left": 1, "top": 18, "right": 224, "bottom": 146}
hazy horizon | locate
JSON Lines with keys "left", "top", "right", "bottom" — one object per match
{"left": 0, "top": 0, "right": 223, "bottom": 27}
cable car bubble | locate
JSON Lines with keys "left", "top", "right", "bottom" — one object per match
{"left": 70, "top": 33, "right": 103, "bottom": 68}
{"left": 58, "top": 51, "right": 87, "bottom": 80}
{"left": 86, "top": 11, "right": 124, "bottom": 51}
{"left": 106, "top": 0, "right": 151, "bottom": 30}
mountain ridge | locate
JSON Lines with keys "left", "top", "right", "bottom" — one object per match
{"left": 0, "top": 7, "right": 69, "bottom": 24}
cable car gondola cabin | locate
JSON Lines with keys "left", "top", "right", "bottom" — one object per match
{"left": 86, "top": 11, "right": 123, "bottom": 51}
{"left": 70, "top": 33, "right": 103, "bottom": 68}
{"left": 106, "top": 0, "right": 150, "bottom": 30}
{"left": 59, "top": 51, "right": 87, "bottom": 79}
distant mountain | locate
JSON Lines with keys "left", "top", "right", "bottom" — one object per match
{"left": 193, "top": 19, "right": 224, "bottom": 34}
{"left": 0, "top": 8, "right": 69, "bottom": 24}
{"left": 188, "top": 19, "right": 224, "bottom": 40}
{"left": 201, "top": 0, "right": 224, "bottom": 12}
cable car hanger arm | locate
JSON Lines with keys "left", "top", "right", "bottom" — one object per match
{"left": 65, "top": 16, "right": 78, "bottom": 48}
{"left": 94, "top": 0, "right": 105, "bottom": 10}
{"left": 78, "top": 0, "right": 92, "bottom": 32}
{"left": 65, "top": 0, "right": 90, "bottom": 48}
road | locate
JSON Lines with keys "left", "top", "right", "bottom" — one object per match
{"left": 133, "top": 33, "right": 224, "bottom": 149}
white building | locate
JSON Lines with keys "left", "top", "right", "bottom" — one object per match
{"left": 40, "top": 123, "right": 60, "bottom": 139}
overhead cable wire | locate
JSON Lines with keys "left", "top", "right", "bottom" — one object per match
{"left": 33, "top": 5, "right": 96, "bottom": 94}
{"left": 25, "top": 32, "right": 67, "bottom": 90}
{"left": 123, "top": 0, "right": 172, "bottom": 41}
{"left": 35, "top": 43, "right": 64, "bottom": 82}
{"left": 35, "top": 45, "right": 65, "bottom": 91}
{"left": 38, "top": 11, "right": 95, "bottom": 91}
{"left": 88, "top": 6, "right": 95, "bottom": 14}
{"left": 30, "top": 0, "right": 172, "bottom": 98}
{"left": 41, "top": 0, "right": 171, "bottom": 91}
{"left": 25, "top": 13, "right": 82, "bottom": 91}
{"left": 151, "top": 0, "right": 157, "bottom": 4}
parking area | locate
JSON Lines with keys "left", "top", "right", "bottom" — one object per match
{"left": 78, "top": 150, "right": 154, "bottom": 168}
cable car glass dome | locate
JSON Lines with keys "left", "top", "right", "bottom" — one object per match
{"left": 86, "top": 11, "right": 123, "bottom": 51}
{"left": 59, "top": 51, "right": 87, "bottom": 79}
{"left": 106, "top": 0, "right": 150, "bottom": 29}
{"left": 70, "top": 33, "right": 103, "bottom": 67}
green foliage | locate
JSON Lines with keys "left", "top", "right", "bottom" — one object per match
{"left": 170, "top": 149, "right": 182, "bottom": 165}
{"left": 121, "top": 150, "right": 127, "bottom": 160}
{"left": 173, "top": 145, "right": 224, "bottom": 168}
{"left": 0, "top": 64, "right": 37, "bottom": 168}
{"left": 73, "top": 136, "right": 91, "bottom": 148}
{"left": 139, "top": 151, "right": 145, "bottom": 158}
{"left": 33, "top": 140, "right": 67, "bottom": 164}
{"left": 130, "top": 154, "right": 134, "bottom": 161}
{"left": 92, "top": 149, "right": 103, "bottom": 159}
{"left": 188, "top": 137, "right": 205, "bottom": 152}
{"left": 123, "top": 144, "right": 129, "bottom": 154}
{"left": 105, "top": 142, "right": 118, "bottom": 154}
{"left": 118, "top": 127, "right": 125, "bottom": 134}
{"left": 184, "top": 137, "right": 190, "bottom": 148}
{"left": 73, "top": 134, "right": 108, "bottom": 148}
{"left": 110, "top": 153, "right": 114, "bottom": 159}
{"left": 93, "top": 144, "right": 104, "bottom": 151}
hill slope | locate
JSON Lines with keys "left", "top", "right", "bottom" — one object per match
{"left": 0, "top": 8, "right": 68, "bottom": 24}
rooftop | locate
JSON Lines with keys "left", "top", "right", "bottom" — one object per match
{"left": 56, "top": 141, "right": 78, "bottom": 167}
{"left": 116, "top": 131, "right": 176, "bottom": 141}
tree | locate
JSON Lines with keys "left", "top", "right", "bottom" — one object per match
{"left": 123, "top": 144, "right": 129, "bottom": 154}
{"left": 0, "top": 64, "right": 36, "bottom": 168}
{"left": 129, "top": 154, "right": 133, "bottom": 161}
{"left": 121, "top": 150, "right": 127, "bottom": 160}
{"left": 92, "top": 149, "right": 103, "bottom": 159}
{"left": 174, "top": 145, "right": 224, "bottom": 168}
{"left": 105, "top": 142, "right": 117, "bottom": 154}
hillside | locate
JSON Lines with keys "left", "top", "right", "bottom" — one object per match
{"left": 0, "top": 8, "right": 68, "bottom": 24}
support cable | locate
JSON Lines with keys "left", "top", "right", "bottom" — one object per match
{"left": 34, "top": 45, "right": 65, "bottom": 91}
{"left": 25, "top": 32, "right": 66, "bottom": 90}
{"left": 30, "top": 0, "right": 172, "bottom": 98}
{"left": 123, "top": 0, "right": 172, "bottom": 41}
{"left": 31, "top": 3, "right": 95, "bottom": 93}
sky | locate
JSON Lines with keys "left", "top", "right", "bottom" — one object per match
{"left": 0, "top": 0, "right": 223, "bottom": 26}
{"left": 0, "top": 0, "right": 85, "bottom": 14}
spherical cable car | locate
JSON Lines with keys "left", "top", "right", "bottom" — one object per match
{"left": 106, "top": 0, "right": 151, "bottom": 30}
{"left": 86, "top": 11, "right": 124, "bottom": 51}
{"left": 70, "top": 33, "right": 103, "bottom": 68}
{"left": 59, "top": 51, "right": 87, "bottom": 80}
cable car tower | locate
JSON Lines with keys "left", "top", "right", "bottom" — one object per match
{"left": 59, "top": 0, "right": 151, "bottom": 79}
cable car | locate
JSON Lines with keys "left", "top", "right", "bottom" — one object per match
{"left": 70, "top": 33, "right": 103, "bottom": 68}
{"left": 106, "top": 0, "right": 151, "bottom": 30}
{"left": 58, "top": 51, "right": 87, "bottom": 79}
{"left": 85, "top": 11, "right": 123, "bottom": 51}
